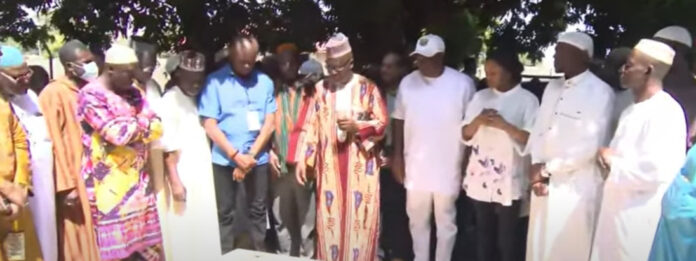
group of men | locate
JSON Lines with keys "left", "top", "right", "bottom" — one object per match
{"left": 0, "top": 22, "right": 694, "bottom": 261}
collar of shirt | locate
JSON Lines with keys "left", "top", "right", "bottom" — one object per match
{"left": 225, "top": 65, "right": 259, "bottom": 84}
{"left": 10, "top": 92, "right": 41, "bottom": 116}
{"left": 55, "top": 76, "right": 80, "bottom": 93}
{"left": 492, "top": 84, "right": 522, "bottom": 98}
{"left": 564, "top": 69, "right": 591, "bottom": 88}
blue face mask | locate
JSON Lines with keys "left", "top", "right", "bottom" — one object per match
{"left": 79, "top": 62, "right": 99, "bottom": 81}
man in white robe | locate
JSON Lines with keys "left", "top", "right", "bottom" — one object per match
{"left": 525, "top": 32, "right": 615, "bottom": 261}
{"left": 154, "top": 51, "right": 224, "bottom": 260}
{"left": 591, "top": 39, "right": 687, "bottom": 261}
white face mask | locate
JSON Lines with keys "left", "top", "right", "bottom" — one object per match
{"left": 79, "top": 62, "right": 99, "bottom": 81}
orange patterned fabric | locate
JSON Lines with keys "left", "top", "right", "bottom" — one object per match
{"left": 300, "top": 74, "right": 387, "bottom": 261}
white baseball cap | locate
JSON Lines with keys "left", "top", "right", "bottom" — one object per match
{"left": 411, "top": 34, "right": 445, "bottom": 57}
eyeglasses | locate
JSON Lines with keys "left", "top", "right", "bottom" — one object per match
{"left": 326, "top": 59, "right": 353, "bottom": 73}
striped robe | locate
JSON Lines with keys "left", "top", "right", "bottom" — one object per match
{"left": 300, "top": 74, "right": 388, "bottom": 261}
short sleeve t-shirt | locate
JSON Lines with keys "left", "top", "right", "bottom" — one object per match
{"left": 392, "top": 67, "right": 475, "bottom": 195}
{"left": 461, "top": 85, "right": 539, "bottom": 205}
{"left": 198, "top": 66, "right": 277, "bottom": 167}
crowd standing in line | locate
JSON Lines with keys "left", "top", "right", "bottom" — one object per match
{"left": 0, "top": 24, "right": 695, "bottom": 261}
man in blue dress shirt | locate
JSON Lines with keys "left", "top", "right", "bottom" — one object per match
{"left": 199, "top": 34, "right": 276, "bottom": 254}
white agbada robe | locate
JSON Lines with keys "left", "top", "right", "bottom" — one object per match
{"left": 153, "top": 86, "right": 224, "bottom": 261}
{"left": 590, "top": 91, "right": 686, "bottom": 261}
{"left": 526, "top": 70, "right": 615, "bottom": 261}
{"left": 10, "top": 90, "right": 57, "bottom": 261}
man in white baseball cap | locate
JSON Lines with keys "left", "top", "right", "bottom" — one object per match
{"left": 526, "top": 31, "right": 615, "bottom": 261}
{"left": 410, "top": 34, "right": 446, "bottom": 58}
{"left": 392, "top": 33, "right": 475, "bottom": 261}
{"left": 592, "top": 39, "right": 687, "bottom": 261}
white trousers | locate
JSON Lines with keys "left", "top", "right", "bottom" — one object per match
{"left": 406, "top": 189, "right": 458, "bottom": 261}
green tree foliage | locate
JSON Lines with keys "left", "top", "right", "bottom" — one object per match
{"left": 1, "top": 0, "right": 52, "bottom": 48}
{"left": 2, "top": 0, "right": 695, "bottom": 65}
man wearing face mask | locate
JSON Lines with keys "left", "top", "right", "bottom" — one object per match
{"left": 77, "top": 44, "right": 164, "bottom": 260}
{"left": 4, "top": 45, "right": 57, "bottom": 260}
{"left": 0, "top": 45, "right": 44, "bottom": 261}
{"left": 39, "top": 39, "right": 101, "bottom": 261}
{"left": 153, "top": 50, "right": 224, "bottom": 260}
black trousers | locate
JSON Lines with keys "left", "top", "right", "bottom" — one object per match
{"left": 472, "top": 199, "right": 522, "bottom": 261}
{"left": 213, "top": 164, "right": 270, "bottom": 254}
{"left": 380, "top": 168, "right": 414, "bottom": 260}
{"left": 272, "top": 166, "right": 314, "bottom": 257}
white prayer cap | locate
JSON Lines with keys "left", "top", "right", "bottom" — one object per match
{"left": 411, "top": 34, "right": 446, "bottom": 57}
{"left": 654, "top": 26, "right": 693, "bottom": 48}
{"left": 634, "top": 39, "right": 675, "bottom": 65}
{"left": 105, "top": 44, "right": 138, "bottom": 65}
{"left": 558, "top": 32, "right": 594, "bottom": 58}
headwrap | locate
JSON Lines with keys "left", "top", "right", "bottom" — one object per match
{"left": 0, "top": 46, "right": 25, "bottom": 68}
{"left": 325, "top": 33, "right": 352, "bottom": 58}
{"left": 558, "top": 32, "right": 594, "bottom": 58}
{"left": 165, "top": 50, "right": 206, "bottom": 75}
{"left": 276, "top": 43, "right": 299, "bottom": 55}
{"left": 635, "top": 39, "right": 676, "bottom": 66}
{"left": 105, "top": 44, "right": 138, "bottom": 65}
{"left": 654, "top": 26, "right": 693, "bottom": 48}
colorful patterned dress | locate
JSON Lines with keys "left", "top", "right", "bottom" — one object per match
{"left": 300, "top": 74, "right": 388, "bottom": 261}
{"left": 77, "top": 83, "right": 163, "bottom": 261}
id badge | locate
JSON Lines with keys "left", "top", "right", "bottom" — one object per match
{"left": 4, "top": 231, "right": 25, "bottom": 261}
{"left": 246, "top": 110, "right": 262, "bottom": 131}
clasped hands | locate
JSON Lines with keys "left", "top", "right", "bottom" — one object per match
{"left": 474, "top": 108, "right": 510, "bottom": 130}
{"left": 230, "top": 152, "right": 257, "bottom": 181}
